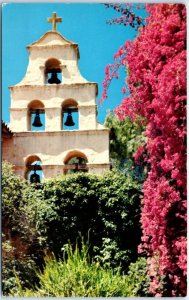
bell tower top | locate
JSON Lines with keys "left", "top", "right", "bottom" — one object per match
{"left": 47, "top": 12, "right": 62, "bottom": 32}
{"left": 9, "top": 11, "right": 96, "bottom": 86}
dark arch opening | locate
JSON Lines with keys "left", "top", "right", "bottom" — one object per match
{"left": 28, "top": 100, "right": 45, "bottom": 131}
{"left": 45, "top": 58, "right": 62, "bottom": 84}
{"left": 25, "top": 155, "right": 43, "bottom": 183}
{"left": 64, "top": 151, "right": 88, "bottom": 174}
{"left": 62, "top": 99, "right": 79, "bottom": 130}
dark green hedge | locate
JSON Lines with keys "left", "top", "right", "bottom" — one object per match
{"left": 2, "top": 162, "right": 142, "bottom": 294}
{"left": 41, "top": 171, "right": 142, "bottom": 270}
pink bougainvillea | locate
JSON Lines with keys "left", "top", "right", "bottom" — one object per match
{"left": 102, "top": 3, "right": 186, "bottom": 296}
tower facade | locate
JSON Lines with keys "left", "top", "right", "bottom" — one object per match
{"left": 4, "top": 13, "right": 110, "bottom": 180}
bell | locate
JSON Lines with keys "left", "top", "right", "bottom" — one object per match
{"left": 30, "top": 171, "right": 40, "bottom": 183}
{"left": 32, "top": 110, "right": 43, "bottom": 127}
{"left": 64, "top": 111, "right": 75, "bottom": 127}
{"left": 48, "top": 72, "right": 61, "bottom": 84}
{"left": 30, "top": 165, "right": 40, "bottom": 184}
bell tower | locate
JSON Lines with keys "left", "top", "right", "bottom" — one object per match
{"left": 6, "top": 12, "right": 110, "bottom": 180}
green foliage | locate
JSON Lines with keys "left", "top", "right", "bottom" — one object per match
{"left": 2, "top": 162, "right": 38, "bottom": 294}
{"left": 95, "top": 172, "right": 141, "bottom": 269}
{"left": 2, "top": 161, "right": 51, "bottom": 295}
{"left": 42, "top": 173, "right": 99, "bottom": 255}
{"left": 12, "top": 240, "right": 133, "bottom": 297}
{"left": 124, "top": 257, "right": 152, "bottom": 297}
{"left": 2, "top": 161, "right": 24, "bottom": 222}
{"left": 2, "top": 239, "right": 37, "bottom": 295}
{"left": 105, "top": 112, "right": 146, "bottom": 180}
{"left": 21, "top": 184, "right": 56, "bottom": 248}
{"left": 2, "top": 161, "right": 143, "bottom": 295}
{"left": 105, "top": 112, "right": 146, "bottom": 159}
{"left": 42, "top": 171, "right": 142, "bottom": 270}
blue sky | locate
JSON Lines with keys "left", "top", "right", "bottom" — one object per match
{"left": 2, "top": 3, "right": 147, "bottom": 124}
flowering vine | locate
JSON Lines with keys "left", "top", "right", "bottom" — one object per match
{"left": 102, "top": 3, "right": 186, "bottom": 296}
{"left": 105, "top": 3, "right": 145, "bottom": 29}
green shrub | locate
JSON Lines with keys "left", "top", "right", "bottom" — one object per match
{"left": 124, "top": 257, "right": 152, "bottom": 296}
{"left": 42, "top": 173, "right": 99, "bottom": 256}
{"left": 105, "top": 112, "right": 147, "bottom": 181}
{"left": 2, "top": 161, "right": 52, "bottom": 294}
{"left": 43, "top": 171, "right": 142, "bottom": 270}
{"left": 2, "top": 162, "right": 142, "bottom": 294}
{"left": 2, "top": 162, "right": 38, "bottom": 294}
{"left": 2, "top": 161, "right": 24, "bottom": 223}
{"left": 2, "top": 239, "right": 37, "bottom": 295}
{"left": 12, "top": 240, "right": 132, "bottom": 297}
{"left": 96, "top": 172, "right": 141, "bottom": 269}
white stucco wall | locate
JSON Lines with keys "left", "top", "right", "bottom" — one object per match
{"left": 6, "top": 30, "right": 110, "bottom": 178}
{"left": 3, "top": 129, "right": 110, "bottom": 178}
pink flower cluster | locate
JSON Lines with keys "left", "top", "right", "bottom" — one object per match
{"left": 127, "top": 4, "right": 186, "bottom": 296}
{"left": 102, "top": 3, "right": 186, "bottom": 296}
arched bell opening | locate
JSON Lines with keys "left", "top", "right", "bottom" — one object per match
{"left": 28, "top": 100, "right": 45, "bottom": 131}
{"left": 24, "top": 155, "right": 43, "bottom": 183}
{"left": 62, "top": 99, "right": 79, "bottom": 130}
{"left": 63, "top": 151, "right": 88, "bottom": 174}
{"left": 45, "top": 58, "right": 62, "bottom": 84}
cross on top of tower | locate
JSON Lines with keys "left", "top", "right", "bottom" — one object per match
{"left": 47, "top": 12, "right": 62, "bottom": 32}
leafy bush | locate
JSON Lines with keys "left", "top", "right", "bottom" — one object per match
{"left": 2, "top": 239, "right": 37, "bottom": 295}
{"left": 12, "top": 240, "right": 133, "bottom": 297}
{"left": 2, "top": 162, "right": 142, "bottom": 295}
{"left": 43, "top": 171, "right": 142, "bottom": 270}
{"left": 2, "top": 161, "right": 24, "bottom": 225}
{"left": 2, "top": 162, "right": 38, "bottom": 294}
{"left": 95, "top": 172, "right": 141, "bottom": 269}
{"left": 124, "top": 257, "right": 152, "bottom": 296}
{"left": 105, "top": 112, "right": 146, "bottom": 182}
{"left": 2, "top": 161, "right": 52, "bottom": 294}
